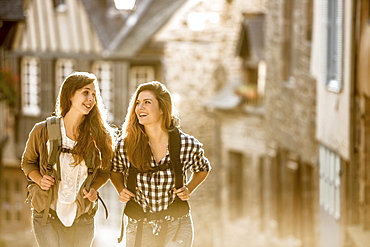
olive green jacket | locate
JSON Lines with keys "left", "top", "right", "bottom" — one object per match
{"left": 21, "top": 121, "right": 110, "bottom": 217}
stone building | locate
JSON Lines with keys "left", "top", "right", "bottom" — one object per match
{"left": 312, "top": 0, "right": 370, "bottom": 246}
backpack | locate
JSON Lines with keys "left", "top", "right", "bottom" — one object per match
{"left": 41, "top": 116, "right": 107, "bottom": 226}
{"left": 117, "top": 127, "right": 190, "bottom": 246}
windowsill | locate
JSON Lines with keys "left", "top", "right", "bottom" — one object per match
{"left": 347, "top": 225, "right": 370, "bottom": 247}
{"left": 326, "top": 79, "right": 341, "bottom": 93}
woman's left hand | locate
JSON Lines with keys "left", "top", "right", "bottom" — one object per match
{"left": 83, "top": 188, "right": 99, "bottom": 202}
{"left": 173, "top": 186, "right": 191, "bottom": 201}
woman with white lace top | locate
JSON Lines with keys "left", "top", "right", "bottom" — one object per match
{"left": 21, "top": 72, "right": 114, "bottom": 247}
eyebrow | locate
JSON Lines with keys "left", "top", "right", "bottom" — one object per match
{"left": 136, "top": 98, "right": 153, "bottom": 101}
{"left": 82, "top": 87, "right": 96, "bottom": 92}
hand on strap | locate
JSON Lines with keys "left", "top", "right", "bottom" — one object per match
{"left": 39, "top": 175, "right": 55, "bottom": 190}
{"left": 83, "top": 188, "right": 99, "bottom": 202}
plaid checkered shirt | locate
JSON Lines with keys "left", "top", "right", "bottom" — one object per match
{"left": 111, "top": 130, "right": 211, "bottom": 213}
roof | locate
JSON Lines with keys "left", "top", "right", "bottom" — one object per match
{"left": 0, "top": 0, "right": 25, "bottom": 21}
{"left": 81, "top": 0, "right": 187, "bottom": 57}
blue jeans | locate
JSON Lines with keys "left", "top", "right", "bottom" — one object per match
{"left": 31, "top": 209, "right": 95, "bottom": 247}
{"left": 126, "top": 214, "right": 194, "bottom": 247}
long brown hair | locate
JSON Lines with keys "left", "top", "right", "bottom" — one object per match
{"left": 123, "top": 81, "right": 179, "bottom": 172}
{"left": 55, "top": 72, "right": 113, "bottom": 169}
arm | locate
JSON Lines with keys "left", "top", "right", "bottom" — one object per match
{"left": 186, "top": 171, "right": 209, "bottom": 193}
{"left": 22, "top": 122, "right": 55, "bottom": 190}
{"left": 110, "top": 171, "right": 135, "bottom": 203}
{"left": 21, "top": 122, "right": 45, "bottom": 177}
{"left": 110, "top": 171, "right": 125, "bottom": 194}
{"left": 83, "top": 168, "right": 110, "bottom": 202}
{"left": 174, "top": 171, "right": 209, "bottom": 201}
{"left": 174, "top": 135, "right": 211, "bottom": 201}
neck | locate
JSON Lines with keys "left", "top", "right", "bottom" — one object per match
{"left": 63, "top": 112, "right": 85, "bottom": 140}
{"left": 145, "top": 125, "right": 168, "bottom": 144}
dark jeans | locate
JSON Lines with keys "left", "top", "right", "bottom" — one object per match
{"left": 31, "top": 209, "right": 95, "bottom": 247}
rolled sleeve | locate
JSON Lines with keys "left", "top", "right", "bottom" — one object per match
{"left": 189, "top": 144, "right": 211, "bottom": 173}
{"left": 192, "top": 146, "right": 211, "bottom": 173}
{"left": 181, "top": 133, "right": 211, "bottom": 173}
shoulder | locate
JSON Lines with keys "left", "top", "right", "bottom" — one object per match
{"left": 34, "top": 120, "right": 47, "bottom": 130}
{"left": 29, "top": 120, "right": 47, "bottom": 136}
{"left": 178, "top": 129, "right": 203, "bottom": 148}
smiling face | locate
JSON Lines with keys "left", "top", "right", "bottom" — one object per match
{"left": 69, "top": 82, "right": 96, "bottom": 116}
{"left": 135, "top": 90, "right": 163, "bottom": 127}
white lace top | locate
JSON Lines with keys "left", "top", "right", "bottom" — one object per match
{"left": 48, "top": 118, "right": 88, "bottom": 227}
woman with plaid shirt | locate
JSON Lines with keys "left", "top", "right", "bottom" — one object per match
{"left": 110, "top": 81, "right": 211, "bottom": 247}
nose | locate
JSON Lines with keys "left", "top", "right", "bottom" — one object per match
{"left": 88, "top": 94, "right": 95, "bottom": 102}
{"left": 137, "top": 102, "right": 144, "bottom": 109}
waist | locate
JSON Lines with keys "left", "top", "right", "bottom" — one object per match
{"left": 128, "top": 212, "right": 190, "bottom": 224}
{"left": 125, "top": 198, "right": 190, "bottom": 221}
{"left": 47, "top": 209, "right": 93, "bottom": 221}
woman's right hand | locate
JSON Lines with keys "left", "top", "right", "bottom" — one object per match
{"left": 119, "top": 188, "right": 135, "bottom": 203}
{"left": 39, "top": 175, "right": 55, "bottom": 190}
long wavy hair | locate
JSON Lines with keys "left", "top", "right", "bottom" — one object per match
{"left": 123, "top": 81, "right": 179, "bottom": 172}
{"left": 55, "top": 72, "right": 113, "bottom": 169}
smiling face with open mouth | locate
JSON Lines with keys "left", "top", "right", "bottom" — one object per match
{"left": 135, "top": 90, "right": 163, "bottom": 127}
{"left": 69, "top": 82, "right": 96, "bottom": 116}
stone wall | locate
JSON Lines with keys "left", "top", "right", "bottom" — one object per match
{"left": 264, "top": 0, "right": 317, "bottom": 164}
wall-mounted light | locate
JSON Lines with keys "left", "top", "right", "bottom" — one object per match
{"left": 114, "top": 0, "right": 136, "bottom": 10}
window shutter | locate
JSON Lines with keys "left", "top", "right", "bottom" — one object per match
{"left": 335, "top": 0, "right": 343, "bottom": 91}
{"left": 319, "top": 145, "right": 341, "bottom": 220}
{"left": 325, "top": 0, "right": 343, "bottom": 93}
{"left": 321, "top": 0, "right": 328, "bottom": 87}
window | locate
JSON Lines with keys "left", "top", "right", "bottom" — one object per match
{"left": 55, "top": 59, "right": 76, "bottom": 97}
{"left": 53, "top": 0, "right": 67, "bottom": 13}
{"left": 228, "top": 151, "right": 244, "bottom": 220}
{"left": 236, "top": 13, "right": 266, "bottom": 106}
{"left": 319, "top": 145, "right": 341, "bottom": 219}
{"left": 129, "top": 66, "right": 155, "bottom": 94}
{"left": 324, "top": 0, "right": 343, "bottom": 93}
{"left": 92, "top": 61, "right": 114, "bottom": 121}
{"left": 21, "top": 57, "right": 40, "bottom": 116}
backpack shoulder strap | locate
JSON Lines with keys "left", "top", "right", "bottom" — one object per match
{"left": 42, "top": 116, "right": 61, "bottom": 226}
{"left": 169, "top": 127, "right": 183, "bottom": 189}
{"left": 46, "top": 116, "right": 62, "bottom": 179}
